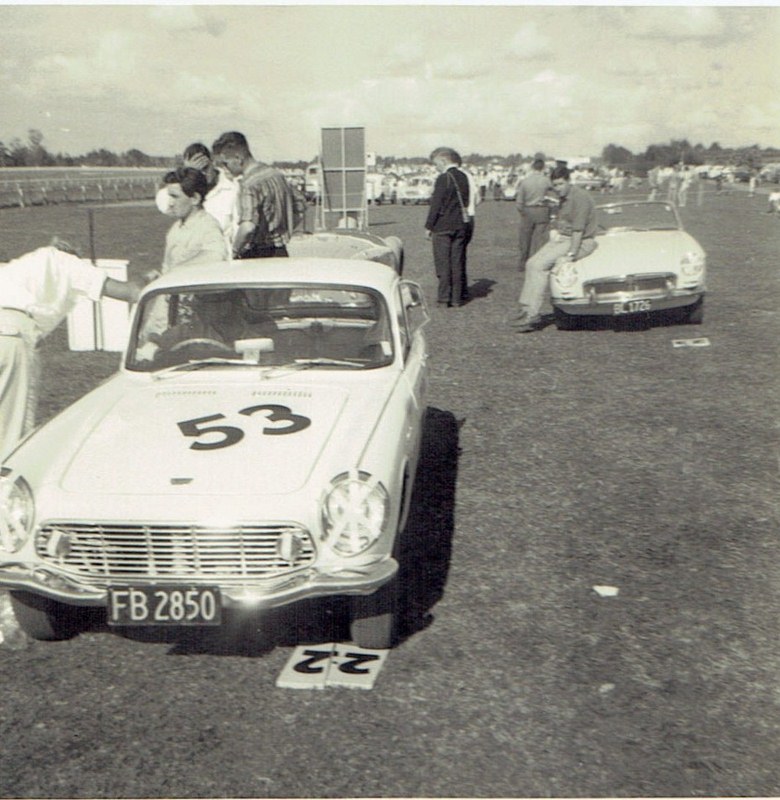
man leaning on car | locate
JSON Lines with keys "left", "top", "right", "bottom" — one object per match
{"left": 0, "top": 241, "right": 146, "bottom": 459}
{"left": 510, "top": 165, "right": 598, "bottom": 333}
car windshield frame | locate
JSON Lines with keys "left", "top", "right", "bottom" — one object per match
{"left": 596, "top": 200, "right": 683, "bottom": 234}
{"left": 125, "top": 281, "right": 396, "bottom": 374}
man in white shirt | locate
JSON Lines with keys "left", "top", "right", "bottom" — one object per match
{"left": 0, "top": 241, "right": 144, "bottom": 458}
{"left": 182, "top": 142, "right": 239, "bottom": 249}
{"left": 160, "top": 167, "right": 227, "bottom": 272}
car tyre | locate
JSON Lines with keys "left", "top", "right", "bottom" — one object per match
{"left": 9, "top": 591, "right": 82, "bottom": 641}
{"left": 349, "top": 578, "right": 398, "bottom": 649}
{"left": 683, "top": 297, "right": 704, "bottom": 324}
{"left": 553, "top": 307, "right": 581, "bottom": 330}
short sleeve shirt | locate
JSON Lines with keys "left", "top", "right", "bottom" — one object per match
{"left": 1, "top": 246, "right": 107, "bottom": 338}
{"left": 163, "top": 208, "right": 227, "bottom": 273}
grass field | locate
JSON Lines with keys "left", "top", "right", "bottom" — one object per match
{"left": 0, "top": 187, "right": 779, "bottom": 797}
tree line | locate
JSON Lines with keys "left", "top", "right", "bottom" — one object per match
{"left": 2, "top": 129, "right": 779, "bottom": 174}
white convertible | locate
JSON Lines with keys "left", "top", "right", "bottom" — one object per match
{"left": 0, "top": 258, "right": 430, "bottom": 649}
{"left": 550, "top": 201, "right": 707, "bottom": 329}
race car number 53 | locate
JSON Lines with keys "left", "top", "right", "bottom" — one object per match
{"left": 178, "top": 404, "right": 311, "bottom": 450}
{"left": 108, "top": 586, "right": 221, "bottom": 625}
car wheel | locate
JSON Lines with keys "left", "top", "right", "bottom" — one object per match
{"left": 349, "top": 579, "right": 397, "bottom": 649}
{"left": 553, "top": 307, "right": 580, "bottom": 330}
{"left": 9, "top": 591, "right": 82, "bottom": 641}
{"left": 683, "top": 297, "right": 704, "bottom": 324}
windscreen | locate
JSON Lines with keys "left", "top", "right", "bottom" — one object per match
{"left": 127, "top": 285, "right": 393, "bottom": 372}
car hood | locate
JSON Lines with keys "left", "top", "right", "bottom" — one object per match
{"left": 581, "top": 230, "right": 702, "bottom": 276}
{"left": 24, "top": 373, "right": 395, "bottom": 497}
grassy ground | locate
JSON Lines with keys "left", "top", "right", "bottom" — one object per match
{"left": 0, "top": 187, "right": 778, "bottom": 797}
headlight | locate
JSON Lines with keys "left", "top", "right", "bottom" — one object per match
{"left": 553, "top": 260, "right": 579, "bottom": 289}
{"left": 321, "top": 470, "right": 390, "bottom": 556}
{"left": 680, "top": 251, "right": 705, "bottom": 276}
{"left": 0, "top": 470, "right": 34, "bottom": 553}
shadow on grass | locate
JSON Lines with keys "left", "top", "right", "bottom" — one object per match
{"left": 98, "top": 407, "right": 460, "bottom": 656}
{"left": 466, "top": 278, "right": 496, "bottom": 301}
{"left": 538, "top": 307, "right": 703, "bottom": 333}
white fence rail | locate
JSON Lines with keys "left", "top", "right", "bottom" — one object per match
{"left": 0, "top": 168, "right": 164, "bottom": 209}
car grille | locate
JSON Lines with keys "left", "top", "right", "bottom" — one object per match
{"left": 585, "top": 273, "right": 676, "bottom": 302}
{"left": 35, "top": 522, "right": 316, "bottom": 585}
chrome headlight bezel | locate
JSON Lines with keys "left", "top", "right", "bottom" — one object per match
{"left": 552, "top": 260, "right": 580, "bottom": 289}
{"left": 0, "top": 469, "right": 34, "bottom": 553}
{"left": 680, "top": 251, "right": 706, "bottom": 276}
{"left": 321, "top": 470, "right": 390, "bottom": 557}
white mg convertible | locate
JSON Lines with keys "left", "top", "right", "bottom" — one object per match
{"left": 550, "top": 201, "right": 707, "bottom": 329}
{"left": 0, "top": 258, "right": 429, "bottom": 649}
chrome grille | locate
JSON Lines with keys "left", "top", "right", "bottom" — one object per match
{"left": 35, "top": 522, "right": 315, "bottom": 584}
{"left": 586, "top": 273, "right": 676, "bottom": 302}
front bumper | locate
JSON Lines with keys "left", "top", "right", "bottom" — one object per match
{"left": 0, "top": 557, "right": 399, "bottom": 609}
{"left": 552, "top": 289, "right": 704, "bottom": 316}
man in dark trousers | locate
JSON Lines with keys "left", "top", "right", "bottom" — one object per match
{"left": 515, "top": 158, "right": 552, "bottom": 272}
{"left": 425, "top": 147, "right": 471, "bottom": 307}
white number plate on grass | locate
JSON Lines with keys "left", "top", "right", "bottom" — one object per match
{"left": 107, "top": 586, "right": 222, "bottom": 626}
{"left": 613, "top": 299, "right": 652, "bottom": 315}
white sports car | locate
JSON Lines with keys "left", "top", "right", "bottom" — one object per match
{"left": 550, "top": 201, "right": 707, "bottom": 329}
{"left": 0, "top": 258, "right": 430, "bottom": 649}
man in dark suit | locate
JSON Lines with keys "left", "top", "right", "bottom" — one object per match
{"left": 425, "top": 147, "right": 471, "bottom": 307}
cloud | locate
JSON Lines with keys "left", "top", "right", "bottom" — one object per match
{"left": 623, "top": 7, "right": 728, "bottom": 42}
{"left": 507, "top": 22, "right": 552, "bottom": 60}
{"left": 147, "top": 7, "right": 226, "bottom": 37}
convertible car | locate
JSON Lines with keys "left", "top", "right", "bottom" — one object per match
{"left": 550, "top": 200, "right": 707, "bottom": 329}
{"left": 0, "top": 258, "right": 430, "bottom": 649}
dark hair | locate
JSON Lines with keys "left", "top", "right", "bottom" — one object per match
{"left": 183, "top": 142, "right": 211, "bottom": 161}
{"left": 532, "top": 158, "right": 545, "bottom": 171}
{"left": 430, "top": 146, "right": 461, "bottom": 165}
{"left": 162, "top": 167, "right": 208, "bottom": 202}
{"left": 550, "top": 165, "right": 571, "bottom": 182}
{"left": 212, "top": 131, "right": 251, "bottom": 158}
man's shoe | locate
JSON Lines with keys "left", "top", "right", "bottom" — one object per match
{"left": 509, "top": 307, "right": 541, "bottom": 332}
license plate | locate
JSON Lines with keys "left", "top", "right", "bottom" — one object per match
{"left": 613, "top": 299, "right": 652, "bottom": 315}
{"left": 107, "top": 586, "right": 222, "bottom": 626}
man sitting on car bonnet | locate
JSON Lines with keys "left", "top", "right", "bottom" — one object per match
{"left": 510, "top": 165, "right": 598, "bottom": 333}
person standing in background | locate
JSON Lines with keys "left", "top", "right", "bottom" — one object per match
{"left": 160, "top": 167, "right": 227, "bottom": 272}
{"left": 211, "top": 131, "right": 306, "bottom": 259}
{"left": 515, "top": 158, "right": 552, "bottom": 272}
{"left": 425, "top": 147, "right": 470, "bottom": 308}
{"left": 182, "top": 142, "right": 239, "bottom": 251}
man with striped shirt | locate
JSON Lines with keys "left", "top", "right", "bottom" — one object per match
{"left": 212, "top": 131, "right": 306, "bottom": 259}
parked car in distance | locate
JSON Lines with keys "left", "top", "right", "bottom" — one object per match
{"left": 396, "top": 175, "right": 434, "bottom": 205}
{"left": 0, "top": 258, "right": 430, "bottom": 649}
{"left": 550, "top": 200, "right": 706, "bottom": 329}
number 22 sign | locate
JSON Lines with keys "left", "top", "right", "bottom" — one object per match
{"left": 276, "top": 644, "right": 389, "bottom": 690}
{"left": 177, "top": 404, "right": 311, "bottom": 450}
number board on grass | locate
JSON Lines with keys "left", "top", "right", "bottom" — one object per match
{"left": 276, "top": 644, "right": 389, "bottom": 690}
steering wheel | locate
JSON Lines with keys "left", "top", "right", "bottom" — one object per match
{"left": 169, "top": 337, "right": 234, "bottom": 355}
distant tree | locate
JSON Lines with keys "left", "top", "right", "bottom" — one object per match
{"left": 601, "top": 143, "right": 634, "bottom": 166}
{"left": 83, "top": 148, "right": 120, "bottom": 167}
{"left": 123, "top": 148, "right": 152, "bottom": 167}
{"left": 25, "top": 129, "right": 53, "bottom": 166}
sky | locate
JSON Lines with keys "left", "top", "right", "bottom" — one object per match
{"left": 0, "top": 4, "right": 778, "bottom": 163}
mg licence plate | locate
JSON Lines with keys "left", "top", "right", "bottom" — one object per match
{"left": 107, "top": 586, "right": 222, "bottom": 626}
{"left": 613, "top": 299, "right": 652, "bottom": 315}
